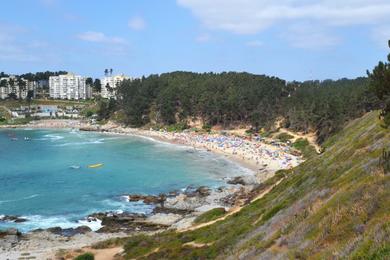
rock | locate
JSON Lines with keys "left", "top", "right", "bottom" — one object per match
{"left": 89, "top": 212, "right": 168, "bottom": 233}
{"left": 47, "top": 226, "right": 92, "bottom": 237}
{"left": 195, "top": 186, "right": 211, "bottom": 197}
{"left": 127, "top": 194, "right": 165, "bottom": 205}
{"left": 0, "top": 228, "right": 20, "bottom": 237}
{"left": 152, "top": 206, "right": 192, "bottom": 215}
{"left": 146, "top": 213, "right": 183, "bottom": 226}
{"left": 227, "top": 176, "right": 246, "bottom": 185}
{"left": 0, "top": 228, "right": 21, "bottom": 248}
{"left": 227, "top": 175, "right": 258, "bottom": 186}
{"left": 0, "top": 215, "right": 28, "bottom": 223}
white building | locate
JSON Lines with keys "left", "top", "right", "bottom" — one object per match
{"left": 0, "top": 76, "right": 35, "bottom": 100}
{"left": 49, "top": 73, "right": 91, "bottom": 100}
{"left": 101, "top": 74, "right": 130, "bottom": 99}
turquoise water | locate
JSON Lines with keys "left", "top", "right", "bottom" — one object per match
{"left": 0, "top": 129, "right": 249, "bottom": 232}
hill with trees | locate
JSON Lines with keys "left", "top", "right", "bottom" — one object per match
{"left": 111, "top": 73, "right": 379, "bottom": 143}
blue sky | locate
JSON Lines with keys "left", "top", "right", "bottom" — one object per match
{"left": 0, "top": 0, "right": 389, "bottom": 81}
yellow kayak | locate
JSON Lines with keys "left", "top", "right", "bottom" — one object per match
{"left": 88, "top": 163, "right": 104, "bottom": 168}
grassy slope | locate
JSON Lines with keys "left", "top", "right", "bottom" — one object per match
{"left": 117, "top": 111, "right": 389, "bottom": 259}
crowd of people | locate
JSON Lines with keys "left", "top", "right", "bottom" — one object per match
{"left": 148, "top": 130, "right": 303, "bottom": 173}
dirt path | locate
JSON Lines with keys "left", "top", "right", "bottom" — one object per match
{"left": 180, "top": 178, "right": 285, "bottom": 232}
{"left": 92, "top": 247, "right": 123, "bottom": 260}
{"left": 64, "top": 246, "right": 123, "bottom": 260}
{"left": 277, "top": 128, "right": 321, "bottom": 153}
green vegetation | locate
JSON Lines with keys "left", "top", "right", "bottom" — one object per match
{"left": 292, "top": 138, "right": 317, "bottom": 158}
{"left": 74, "top": 252, "right": 94, "bottom": 260}
{"left": 379, "top": 149, "right": 390, "bottom": 174}
{"left": 113, "top": 111, "right": 389, "bottom": 259}
{"left": 194, "top": 208, "right": 226, "bottom": 224}
{"left": 275, "top": 132, "right": 294, "bottom": 143}
{"left": 0, "top": 99, "right": 91, "bottom": 109}
{"left": 367, "top": 40, "right": 390, "bottom": 128}
{"left": 166, "top": 122, "right": 189, "bottom": 132}
{"left": 114, "top": 72, "right": 378, "bottom": 143}
{"left": 0, "top": 117, "right": 33, "bottom": 126}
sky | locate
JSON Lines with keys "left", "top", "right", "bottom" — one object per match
{"left": 0, "top": 0, "right": 389, "bottom": 81}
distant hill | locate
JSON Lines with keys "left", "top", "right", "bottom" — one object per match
{"left": 117, "top": 111, "right": 389, "bottom": 259}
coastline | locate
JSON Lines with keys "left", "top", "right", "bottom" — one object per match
{"left": 0, "top": 119, "right": 303, "bottom": 259}
{"left": 0, "top": 119, "right": 303, "bottom": 176}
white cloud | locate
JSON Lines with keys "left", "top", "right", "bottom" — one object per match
{"left": 372, "top": 26, "right": 390, "bottom": 49}
{"left": 77, "top": 31, "right": 126, "bottom": 44}
{"left": 128, "top": 16, "right": 146, "bottom": 31}
{"left": 280, "top": 23, "right": 341, "bottom": 50}
{"left": 246, "top": 40, "right": 263, "bottom": 48}
{"left": 177, "top": 0, "right": 390, "bottom": 34}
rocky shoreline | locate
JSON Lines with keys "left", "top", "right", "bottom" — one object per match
{"left": 0, "top": 177, "right": 260, "bottom": 259}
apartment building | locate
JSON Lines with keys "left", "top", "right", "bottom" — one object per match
{"left": 49, "top": 73, "right": 91, "bottom": 100}
{"left": 0, "top": 76, "right": 35, "bottom": 99}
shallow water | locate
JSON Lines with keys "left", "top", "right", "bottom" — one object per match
{"left": 0, "top": 129, "right": 249, "bottom": 232}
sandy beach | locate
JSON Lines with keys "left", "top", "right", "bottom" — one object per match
{"left": 93, "top": 121, "right": 303, "bottom": 181}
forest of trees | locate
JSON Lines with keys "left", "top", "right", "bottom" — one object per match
{"left": 112, "top": 72, "right": 380, "bottom": 143}
{"left": 18, "top": 71, "right": 68, "bottom": 82}
{"left": 367, "top": 40, "right": 390, "bottom": 127}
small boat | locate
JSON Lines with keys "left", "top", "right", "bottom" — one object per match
{"left": 24, "top": 137, "right": 31, "bottom": 141}
{"left": 69, "top": 165, "right": 81, "bottom": 169}
{"left": 88, "top": 163, "right": 104, "bottom": 169}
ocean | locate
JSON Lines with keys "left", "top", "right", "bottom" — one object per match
{"left": 0, "top": 128, "right": 249, "bottom": 232}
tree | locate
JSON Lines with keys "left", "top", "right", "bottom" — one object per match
{"left": 86, "top": 77, "right": 93, "bottom": 86}
{"left": 8, "top": 78, "right": 15, "bottom": 98}
{"left": 17, "top": 77, "right": 27, "bottom": 100}
{"left": 104, "top": 69, "right": 109, "bottom": 77}
{"left": 27, "top": 90, "right": 34, "bottom": 113}
{"left": 367, "top": 40, "right": 390, "bottom": 125}
{"left": 93, "top": 79, "right": 101, "bottom": 93}
{"left": 0, "top": 79, "right": 7, "bottom": 88}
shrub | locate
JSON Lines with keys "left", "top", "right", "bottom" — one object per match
{"left": 202, "top": 124, "right": 212, "bottom": 132}
{"left": 276, "top": 132, "right": 294, "bottom": 143}
{"left": 292, "top": 138, "right": 316, "bottom": 158}
{"left": 85, "top": 110, "right": 94, "bottom": 117}
{"left": 379, "top": 149, "right": 390, "bottom": 174}
{"left": 166, "top": 122, "right": 189, "bottom": 132}
{"left": 194, "top": 208, "right": 226, "bottom": 224}
{"left": 74, "top": 252, "right": 94, "bottom": 260}
{"left": 383, "top": 111, "right": 390, "bottom": 128}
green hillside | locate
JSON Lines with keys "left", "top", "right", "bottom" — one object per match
{"left": 116, "top": 111, "right": 389, "bottom": 259}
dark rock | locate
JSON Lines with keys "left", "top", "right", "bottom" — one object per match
{"left": 195, "top": 186, "right": 211, "bottom": 197}
{"left": 184, "top": 186, "right": 211, "bottom": 197}
{"left": 167, "top": 191, "right": 179, "bottom": 197}
{"left": 93, "top": 212, "right": 168, "bottom": 233}
{"left": 152, "top": 206, "right": 193, "bottom": 215}
{"left": 227, "top": 176, "right": 246, "bottom": 185}
{"left": 47, "top": 226, "right": 92, "bottom": 237}
{"left": 0, "top": 215, "right": 27, "bottom": 223}
{"left": 128, "top": 194, "right": 165, "bottom": 205}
